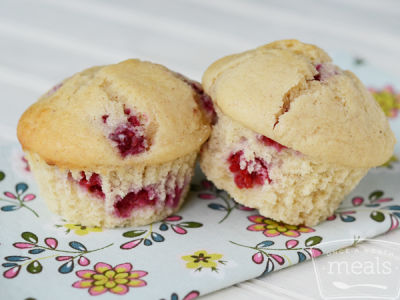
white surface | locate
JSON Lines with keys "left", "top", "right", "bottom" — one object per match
{"left": 1, "top": 1, "right": 400, "bottom": 299}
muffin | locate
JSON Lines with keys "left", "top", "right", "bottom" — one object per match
{"left": 200, "top": 40, "right": 396, "bottom": 226}
{"left": 17, "top": 59, "right": 211, "bottom": 228}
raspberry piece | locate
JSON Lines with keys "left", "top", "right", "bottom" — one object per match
{"left": 234, "top": 171, "right": 253, "bottom": 189}
{"left": 314, "top": 63, "right": 339, "bottom": 81}
{"left": 127, "top": 115, "right": 141, "bottom": 127}
{"left": 78, "top": 172, "right": 105, "bottom": 199}
{"left": 109, "top": 125, "right": 147, "bottom": 157}
{"left": 114, "top": 181, "right": 185, "bottom": 217}
{"left": 22, "top": 156, "right": 30, "bottom": 172}
{"left": 253, "top": 158, "right": 270, "bottom": 185}
{"left": 257, "top": 135, "right": 287, "bottom": 152}
{"left": 314, "top": 64, "right": 322, "bottom": 81}
{"left": 228, "top": 151, "right": 271, "bottom": 189}
{"left": 123, "top": 106, "right": 131, "bottom": 115}
{"left": 114, "top": 188, "right": 157, "bottom": 218}
{"left": 175, "top": 73, "right": 217, "bottom": 124}
{"left": 199, "top": 93, "right": 217, "bottom": 123}
{"left": 228, "top": 151, "right": 243, "bottom": 172}
{"left": 102, "top": 115, "right": 109, "bottom": 123}
{"left": 107, "top": 107, "right": 148, "bottom": 157}
{"left": 165, "top": 185, "right": 184, "bottom": 208}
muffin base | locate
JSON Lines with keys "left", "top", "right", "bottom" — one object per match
{"left": 26, "top": 151, "right": 196, "bottom": 228}
{"left": 200, "top": 109, "right": 368, "bottom": 226}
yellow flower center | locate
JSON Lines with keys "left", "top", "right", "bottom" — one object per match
{"left": 115, "top": 272, "right": 129, "bottom": 279}
{"left": 276, "top": 225, "right": 288, "bottom": 232}
{"left": 104, "top": 280, "right": 117, "bottom": 289}
{"left": 92, "top": 270, "right": 120, "bottom": 289}
{"left": 93, "top": 274, "right": 108, "bottom": 285}
{"left": 115, "top": 278, "right": 129, "bottom": 284}
{"left": 263, "top": 219, "right": 277, "bottom": 226}
{"left": 104, "top": 270, "right": 116, "bottom": 278}
{"left": 262, "top": 218, "right": 301, "bottom": 233}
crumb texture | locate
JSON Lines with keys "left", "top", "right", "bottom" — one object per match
{"left": 26, "top": 151, "right": 196, "bottom": 228}
{"left": 200, "top": 109, "right": 368, "bottom": 226}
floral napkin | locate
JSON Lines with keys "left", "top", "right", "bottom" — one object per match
{"left": 1, "top": 55, "right": 400, "bottom": 300}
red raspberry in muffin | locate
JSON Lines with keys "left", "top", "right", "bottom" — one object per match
{"left": 228, "top": 150, "right": 271, "bottom": 189}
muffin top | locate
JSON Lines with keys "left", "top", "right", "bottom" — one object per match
{"left": 202, "top": 39, "right": 396, "bottom": 168}
{"left": 18, "top": 59, "right": 211, "bottom": 169}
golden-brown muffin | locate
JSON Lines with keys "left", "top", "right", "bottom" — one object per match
{"left": 200, "top": 39, "right": 396, "bottom": 226}
{"left": 18, "top": 59, "right": 211, "bottom": 228}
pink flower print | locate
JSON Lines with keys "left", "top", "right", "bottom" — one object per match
{"left": 247, "top": 215, "right": 315, "bottom": 237}
{"left": 72, "top": 262, "right": 147, "bottom": 296}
